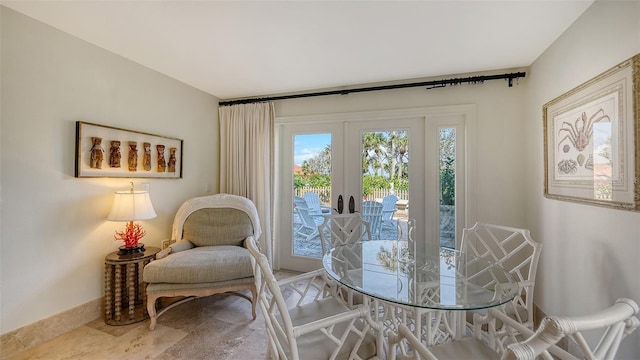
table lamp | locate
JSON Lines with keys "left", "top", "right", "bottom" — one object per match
{"left": 107, "top": 182, "right": 157, "bottom": 255}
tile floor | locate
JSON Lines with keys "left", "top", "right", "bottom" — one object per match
{"left": 6, "top": 273, "right": 300, "bottom": 360}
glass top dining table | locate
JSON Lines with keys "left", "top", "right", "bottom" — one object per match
{"left": 322, "top": 240, "right": 519, "bottom": 311}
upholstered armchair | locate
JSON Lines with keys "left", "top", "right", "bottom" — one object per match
{"left": 143, "top": 193, "right": 261, "bottom": 330}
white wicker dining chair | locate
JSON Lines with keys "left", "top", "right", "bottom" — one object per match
{"left": 388, "top": 298, "right": 639, "bottom": 360}
{"left": 318, "top": 213, "right": 372, "bottom": 255}
{"left": 388, "top": 310, "right": 531, "bottom": 360}
{"left": 246, "top": 237, "right": 379, "bottom": 360}
{"left": 461, "top": 222, "right": 543, "bottom": 331}
{"left": 504, "top": 298, "right": 640, "bottom": 360}
{"left": 318, "top": 213, "right": 373, "bottom": 307}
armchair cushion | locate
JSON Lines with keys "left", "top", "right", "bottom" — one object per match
{"left": 183, "top": 208, "right": 254, "bottom": 247}
{"left": 144, "top": 245, "right": 252, "bottom": 284}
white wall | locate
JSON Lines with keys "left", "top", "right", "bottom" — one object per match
{"left": 524, "top": 1, "right": 640, "bottom": 358}
{"left": 1, "top": 7, "right": 219, "bottom": 333}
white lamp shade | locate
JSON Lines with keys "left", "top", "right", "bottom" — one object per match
{"left": 107, "top": 190, "right": 157, "bottom": 221}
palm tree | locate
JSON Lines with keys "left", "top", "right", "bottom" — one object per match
{"left": 386, "top": 131, "right": 398, "bottom": 179}
{"left": 386, "top": 131, "right": 408, "bottom": 179}
{"left": 301, "top": 144, "right": 331, "bottom": 175}
{"left": 362, "top": 132, "right": 386, "bottom": 175}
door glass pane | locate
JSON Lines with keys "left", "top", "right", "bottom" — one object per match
{"left": 293, "top": 133, "right": 331, "bottom": 258}
{"left": 361, "top": 130, "right": 408, "bottom": 240}
{"left": 439, "top": 128, "right": 456, "bottom": 248}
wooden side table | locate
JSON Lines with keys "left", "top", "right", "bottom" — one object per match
{"left": 104, "top": 246, "right": 160, "bottom": 325}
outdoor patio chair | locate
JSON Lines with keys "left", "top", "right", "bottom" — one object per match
{"left": 293, "top": 196, "right": 324, "bottom": 242}
{"left": 361, "top": 201, "right": 383, "bottom": 239}
{"left": 381, "top": 194, "right": 398, "bottom": 229}
{"left": 293, "top": 195, "right": 306, "bottom": 209}
{"left": 304, "top": 191, "right": 331, "bottom": 216}
{"left": 246, "top": 236, "right": 379, "bottom": 360}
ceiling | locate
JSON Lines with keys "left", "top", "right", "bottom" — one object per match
{"left": 2, "top": 1, "right": 594, "bottom": 100}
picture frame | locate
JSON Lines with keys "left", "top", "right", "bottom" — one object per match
{"left": 543, "top": 53, "right": 639, "bottom": 211}
{"left": 75, "top": 121, "right": 183, "bottom": 178}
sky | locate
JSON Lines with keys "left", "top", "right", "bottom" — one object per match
{"left": 294, "top": 133, "right": 330, "bottom": 165}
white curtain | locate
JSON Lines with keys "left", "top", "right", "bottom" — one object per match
{"left": 218, "top": 102, "right": 274, "bottom": 263}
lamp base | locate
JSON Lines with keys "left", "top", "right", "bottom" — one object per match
{"left": 118, "top": 243, "right": 145, "bottom": 255}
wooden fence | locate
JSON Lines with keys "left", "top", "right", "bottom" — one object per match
{"left": 295, "top": 187, "right": 408, "bottom": 204}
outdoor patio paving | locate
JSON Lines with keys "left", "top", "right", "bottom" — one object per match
{"left": 293, "top": 210, "right": 455, "bottom": 258}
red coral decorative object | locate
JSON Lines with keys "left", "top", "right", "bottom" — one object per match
{"left": 114, "top": 221, "right": 146, "bottom": 248}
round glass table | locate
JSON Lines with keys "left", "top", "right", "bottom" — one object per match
{"left": 322, "top": 240, "right": 519, "bottom": 311}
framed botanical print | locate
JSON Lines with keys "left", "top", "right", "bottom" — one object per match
{"left": 543, "top": 54, "right": 639, "bottom": 211}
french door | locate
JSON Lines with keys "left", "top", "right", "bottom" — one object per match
{"left": 276, "top": 106, "right": 472, "bottom": 272}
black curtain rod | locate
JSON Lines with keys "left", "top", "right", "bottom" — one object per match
{"left": 218, "top": 71, "right": 526, "bottom": 106}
